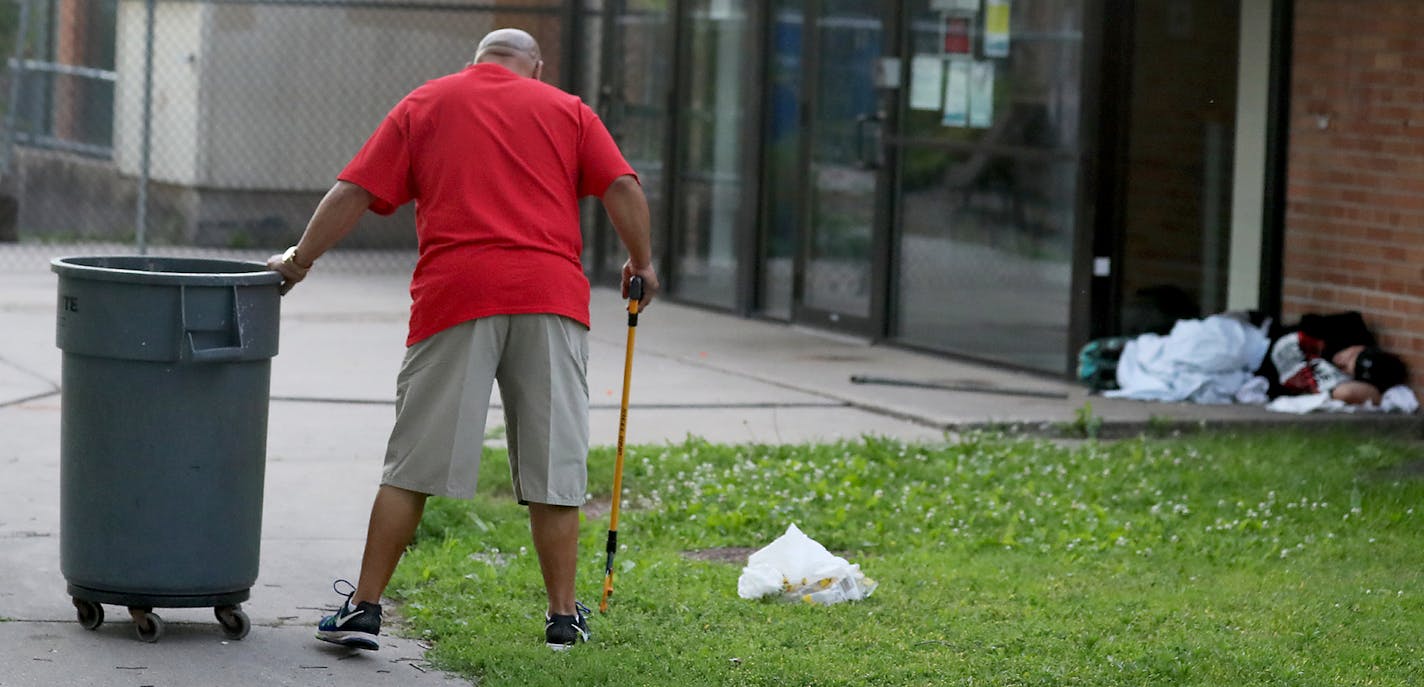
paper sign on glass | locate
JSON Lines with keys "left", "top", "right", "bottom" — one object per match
{"left": 910, "top": 56, "right": 945, "bottom": 111}
{"left": 969, "top": 61, "right": 995, "bottom": 128}
{"left": 984, "top": 0, "right": 1011, "bottom": 58}
{"left": 944, "top": 16, "right": 971, "bottom": 55}
{"left": 942, "top": 59, "right": 970, "bottom": 127}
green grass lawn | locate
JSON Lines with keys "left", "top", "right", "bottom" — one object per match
{"left": 389, "top": 431, "right": 1424, "bottom": 686}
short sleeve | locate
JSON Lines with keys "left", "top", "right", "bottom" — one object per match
{"left": 576, "top": 103, "right": 637, "bottom": 198}
{"left": 338, "top": 106, "right": 415, "bottom": 215}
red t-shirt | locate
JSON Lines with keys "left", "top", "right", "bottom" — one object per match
{"left": 339, "top": 63, "right": 636, "bottom": 345}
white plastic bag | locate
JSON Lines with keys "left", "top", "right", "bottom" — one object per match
{"left": 736, "top": 524, "right": 878, "bottom": 605}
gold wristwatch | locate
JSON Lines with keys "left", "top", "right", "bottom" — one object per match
{"left": 282, "top": 245, "right": 312, "bottom": 271}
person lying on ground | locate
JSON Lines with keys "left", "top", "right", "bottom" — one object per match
{"left": 1257, "top": 311, "right": 1408, "bottom": 406}
{"left": 1266, "top": 337, "right": 1407, "bottom": 406}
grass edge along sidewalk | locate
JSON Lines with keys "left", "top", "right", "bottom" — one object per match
{"left": 388, "top": 430, "right": 1423, "bottom": 687}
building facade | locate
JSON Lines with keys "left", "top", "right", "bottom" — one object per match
{"left": 6, "top": 0, "right": 1422, "bottom": 386}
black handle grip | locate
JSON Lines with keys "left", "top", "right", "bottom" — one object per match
{"left": 628, "top": 275, "right": 643, "bottom": 303}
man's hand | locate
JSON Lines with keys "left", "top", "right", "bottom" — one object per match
{"left": 267, "top": 181, "right": 374, "bottom": 295}
{"left": 267, "top": 246, "right": 311, "bottom": 295}
{"left": 622, "top": 260, "right": 659, "bottom": 310}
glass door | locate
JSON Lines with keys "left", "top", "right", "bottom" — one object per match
{"left": 791, "top": 0, "right": 892, "bottom": 333}
{"left": 1114, "top": 0, "right": 1239, "bottom": 336}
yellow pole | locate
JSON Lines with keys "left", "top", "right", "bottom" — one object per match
{"left": 600, "top": 277, "right": 641, "bottom": 613}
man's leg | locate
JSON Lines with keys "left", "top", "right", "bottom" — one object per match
{"left": 354, "top": 484, "right": 428, "bottom": 605}
{"left": 498, "top": 314, "right": 590, "bottom": 647}
{"left": 317, "top": 483, "right": 426, "bottom": 649}
{"left": 360, "top": 319, "right": 501, "bottom": 604}
{"left": 529, "top": 502, "right": 580, "bottom": 616}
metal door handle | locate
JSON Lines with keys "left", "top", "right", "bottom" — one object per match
{"left": 855, "top": 113, "right": 884, "bottom": 170}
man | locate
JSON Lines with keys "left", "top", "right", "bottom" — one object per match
{"left": 1269, "top": 339, "right": 1406, "bottom": 405}
{"left": 1257, "top": 312, "right": 1407, "bottom": 405}
{"left": 267, "top": 28, "right": 658, "bottom": 652}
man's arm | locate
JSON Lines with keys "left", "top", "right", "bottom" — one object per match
{"left": 266, "top": 180, "right": 373, "bottom": 294}
{"left": 600, "top": 174, "right": 659, "bottom": 308}
{"left": 1331, "top": 380, "right": 1383, "bottom": 405}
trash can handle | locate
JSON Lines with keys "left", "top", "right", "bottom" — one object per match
{"left": 187, "top": 334, "right": 247, "bottom": 362}
{"left": 182, "top": 285, "right": 248, "bottom": 363}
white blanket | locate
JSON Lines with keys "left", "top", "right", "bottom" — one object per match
{"left": 1106, "top": 315, "right": 1271, "bottom": 404}
{"left": 1266, "top": 385, "right": 1421, "bottom": 414}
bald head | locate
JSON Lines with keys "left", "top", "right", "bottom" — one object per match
{"left": 474, "top": 29, "right": 543, "bottom": 78}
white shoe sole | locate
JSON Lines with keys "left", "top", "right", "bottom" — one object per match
{"left": 316, "top": 629, "right": 380, "bottom": 651}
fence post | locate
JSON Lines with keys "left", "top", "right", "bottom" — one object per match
{"left": 2, "top": 0, "right": 34, "bottom": 174}
{"left": 136, "top": 0, "right": 156, "bottom": 255}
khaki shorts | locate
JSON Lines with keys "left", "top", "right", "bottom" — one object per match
{"left": 381, "top": 314, "right": 589, "bottom": 505}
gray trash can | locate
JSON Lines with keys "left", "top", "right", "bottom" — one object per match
{"left": 51, "top": 256, "right": 282, "bottom": 642}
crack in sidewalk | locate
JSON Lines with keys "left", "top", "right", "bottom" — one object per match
{"left": 0, "top": 356, "right": 60, "bottom": 408}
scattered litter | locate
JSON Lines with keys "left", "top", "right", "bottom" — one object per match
{"left": 737, "top": 524, "right": 877, "bottom": 605}
{"left": 299, "top": 665, "right": 328, "bottom": 670}
{"left": 468, "top": 551, "right": 512, "bottom": 566}
{"left": 31, "top": 658, "right": 52, "bottom": 663}
{"left": 409, "top": 663, "right": 428, "bottom": 673}
{"left": 115, "top": 666, "right": 147, "bottom": 670}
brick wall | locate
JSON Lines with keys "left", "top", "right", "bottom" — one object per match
{"left": 1287, "top": 0, "right": 1424, "bottom": 389}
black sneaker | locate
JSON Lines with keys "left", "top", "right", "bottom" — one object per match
{"left": 315, "top": 579, "right": 382, "bottom": 651}
{"left": 544, "top": 602, "right": 591, "bottom": 651}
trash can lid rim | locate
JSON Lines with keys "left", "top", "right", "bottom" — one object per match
{"left": 51, "top": 255, "right": 282, "bottom": 286}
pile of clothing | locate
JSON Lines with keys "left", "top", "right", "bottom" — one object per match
{"left": 1082, "top": 311, "right": 1417, "bottom": 414}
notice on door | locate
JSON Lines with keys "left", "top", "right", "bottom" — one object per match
{"left": 942, "top": 59, "right": 970, "bottom": 127}
{"left": 910, "top": 56, "right": 945, "bottom": 111}
{"left": 984, "top": 0, "right": 1011, "bottom": 58}
{"left": 969, "top": 60, "right": 995, "bottom": 128}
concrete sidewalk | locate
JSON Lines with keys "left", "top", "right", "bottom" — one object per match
{"left": 0, "top": 257, "right": 1415, "bottom": 686}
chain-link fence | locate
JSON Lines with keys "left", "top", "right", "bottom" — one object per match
{"left": 0, "top": 0, "right": 581, "bottom": 274}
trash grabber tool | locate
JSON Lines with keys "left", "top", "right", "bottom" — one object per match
{"left": 600, "top": 275, "right": 642, "bottom": 614}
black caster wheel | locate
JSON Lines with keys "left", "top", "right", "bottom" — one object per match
{"left": 73, "top": 598, "right": 103, "bottom": 630}
{"left": 130, "top": 608, "right": 165, "bottom": 643}
{"left": 215, "top": 604, "right": 250, "bottom": 640}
